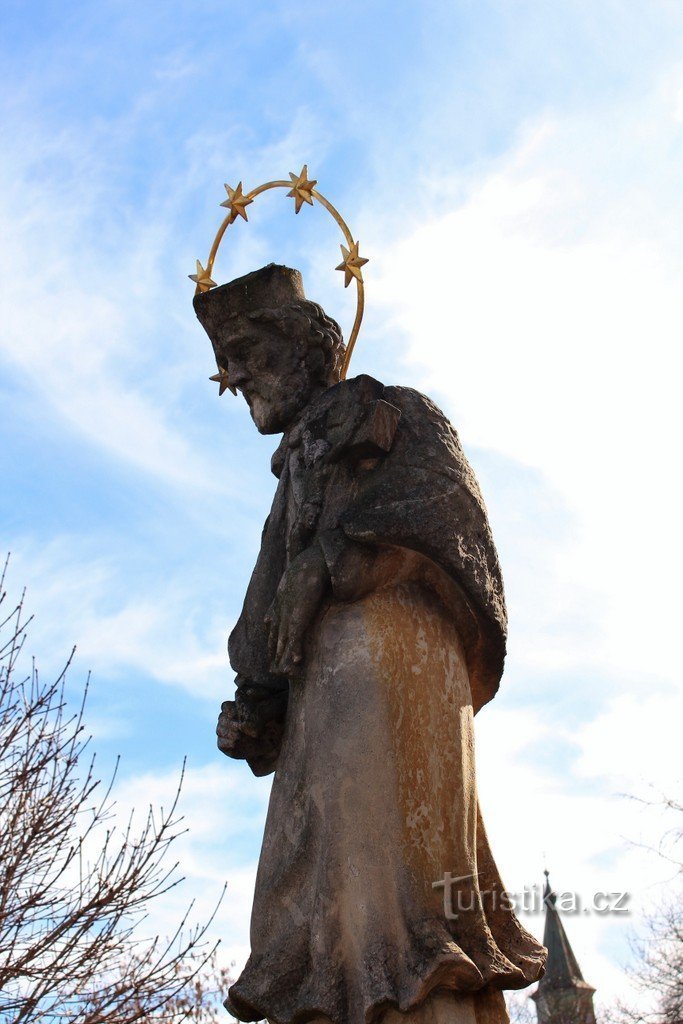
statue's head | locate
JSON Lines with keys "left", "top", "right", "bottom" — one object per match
{"left": 194, "top": 264, "right": 345, "bottom": 434}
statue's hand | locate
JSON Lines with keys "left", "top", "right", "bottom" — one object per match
{"left": 265, "top": 543, "right": 329, "bottom": 677}
{"left": 216, "top": 697, "right": 284, "bottom": 776}
{"left": 216, "top": 700, "right": 252, "bottom": 757}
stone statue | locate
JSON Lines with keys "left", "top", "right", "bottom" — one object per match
{"left": 194, "top": 264, "right": 546, "bottom": 1024}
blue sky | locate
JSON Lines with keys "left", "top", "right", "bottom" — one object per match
{"left": 1, "top": 0, "right": 682, "bottom": 1011}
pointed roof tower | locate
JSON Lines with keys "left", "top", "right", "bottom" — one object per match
{"left": 532, "top": 871, "right": 596, "bottom": 1024}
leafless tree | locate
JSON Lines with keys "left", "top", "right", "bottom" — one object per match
{"left": 506, "top": 991, "right": 537, "bottom": 1024}
{"left": 605, "top": 792, "right": 683, "bottom": 1024}
{"left": 165, "top": 948, "right": 236, "bottom": 1022}
{"left": 615, "top": 898, "right": 683, "bottom": 1024}
{"left": 0, "top": 559, "right": 229, "bottom": 1022}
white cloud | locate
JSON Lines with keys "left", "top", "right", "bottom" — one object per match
{"left": 372, "top": 89, "right": 683, "bottom": 690}
{"left": 573, "top": 692, "right": 683, "bottom": 802}
{"left": 668, "top": 65, "right": 683, "bottom": 122}
{"left": 6, "top": 540, "right": 232, "bottom": 702}
{"left": 0, "top": 88, "right": 238, "bottom": 491}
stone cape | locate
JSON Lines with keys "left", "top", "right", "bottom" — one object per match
{"left": 224, "top": 374, "right": 546, "bottom": 1023}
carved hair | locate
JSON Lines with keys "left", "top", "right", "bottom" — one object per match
{"left": 245, "top": 301, "right": 346, "bottom": 386}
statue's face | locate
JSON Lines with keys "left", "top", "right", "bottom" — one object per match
{"left": 220, "top": 320, "right": 313, "bottom": 434}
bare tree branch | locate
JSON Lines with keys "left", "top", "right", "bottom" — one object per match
{"left": 0, "top": 560, "right": 232, "bottom": 1022}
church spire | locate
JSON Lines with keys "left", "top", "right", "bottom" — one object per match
{"left": 532, "top": 871, "right": 597, "bottom": 1024}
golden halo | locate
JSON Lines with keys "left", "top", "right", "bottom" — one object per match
{"left": 189, "top": 165, "right": 368, "bottom": 382}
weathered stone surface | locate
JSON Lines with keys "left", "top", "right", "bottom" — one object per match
{"left": 227, "top": 583, "right": 542, "bottom": 1024}
{"left": 194, "top": 265, "right": 546, "bottom": 1024}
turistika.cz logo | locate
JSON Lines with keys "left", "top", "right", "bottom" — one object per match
{"left": 432, "top": 872, "right": 631, "bottom": 919}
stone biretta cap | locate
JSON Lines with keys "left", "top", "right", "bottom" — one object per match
{"left": 194, "top": 264, "right": 311, "bottom": 393}
{"left": 193, "top": 263, "right": 305, "bottom": 342}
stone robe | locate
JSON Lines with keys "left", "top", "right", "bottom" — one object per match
{"left": 224, "top": 375, "right": 545, "bottom": 1024}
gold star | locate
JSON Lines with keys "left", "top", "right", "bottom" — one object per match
{"left": 209, "top": 368, "right": 236, "bottom": 396}
{"left": 335, "top": 240, "right": 369, "bottom": 287}
{"left": 286, "top": 164, "right": 317, "bottom": 214}
{"left": 189, "top": 260, "right": 216, "bottom": 293}
{"left": 220, "top": 182, "right": 253, "bottom": 224}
